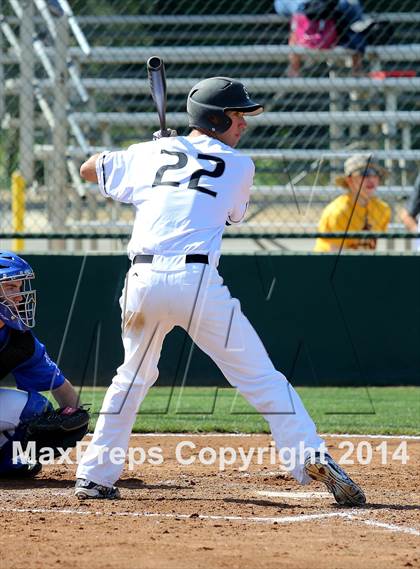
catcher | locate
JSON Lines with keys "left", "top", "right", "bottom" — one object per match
{"left": 0, "top": 250, "right": 89, "bottom": 477}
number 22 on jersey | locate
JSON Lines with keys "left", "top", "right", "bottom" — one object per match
{"left": 152, "top": 150, "right": 225, "bottom": 198}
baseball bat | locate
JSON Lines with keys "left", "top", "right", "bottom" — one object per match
{"left": 147, "top": 55, "right": 168, "bottom": 136}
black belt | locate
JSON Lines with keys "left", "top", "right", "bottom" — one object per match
{"left": 133, "top": 254, "right": 208, "bottom": 265}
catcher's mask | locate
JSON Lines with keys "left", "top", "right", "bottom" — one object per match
{"left": 187, "top": 77, "right": 263, "bottom": 134}
{"left": 0, "top": 251, "right": 36, "bottom": 331}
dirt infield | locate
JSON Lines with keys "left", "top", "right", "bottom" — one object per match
{"left": 1, "top": 435, "right": 419, "bottom": 569}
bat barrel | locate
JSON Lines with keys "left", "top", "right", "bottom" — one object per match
{"left": 147, "top": 55, "right": 167, "bottom": 134}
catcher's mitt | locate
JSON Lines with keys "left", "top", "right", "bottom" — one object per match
{"left": 22, "top": 406, "right": 90, "bottom": 457}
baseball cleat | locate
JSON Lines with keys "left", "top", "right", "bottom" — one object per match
{"left": 75, "top": 478, "right": 120, "bottom": 500}
{"left": 304, "top": 452, "right": 366, "bottom": 506}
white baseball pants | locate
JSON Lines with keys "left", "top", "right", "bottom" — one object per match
{"left": 77, "top": 262, "right": 324, "bottom": 486}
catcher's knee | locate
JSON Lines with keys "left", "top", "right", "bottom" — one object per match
{"left": 20, "top": 390, "right": 53, "bottom": 422}
{"left": 0, "top": 388, "right": 51, "bottom": 431}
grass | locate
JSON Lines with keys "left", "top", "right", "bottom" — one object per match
{"left": 71, "top": 386, "right": 420, "bottom": 435}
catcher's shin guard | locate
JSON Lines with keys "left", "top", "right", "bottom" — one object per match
{"left": 304, "top": 452, "right": 366, "bottom": 506}
{"left": 75, "top": 478, "right": 120, "bottom": 500}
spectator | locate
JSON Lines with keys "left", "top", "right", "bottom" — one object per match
{"left": 334, "top": 0, "right": 373, "bottom": 74}
{"left": 278, "top": 0, "right": 372, "bottom": 77}
{"left": 400, "top": 173, "right": 420, "bottom": 250}
{"left": 314, "top": 154, "right": 391, "bottom": 252}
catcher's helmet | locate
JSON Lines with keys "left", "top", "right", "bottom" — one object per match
{"left": 0, "top": 251, "right": 36, "bottom": 331}
{"left": 187, "top": 77, "right": 263, "bottom": 134}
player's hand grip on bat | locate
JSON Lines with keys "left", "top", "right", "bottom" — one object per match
{"left": 153, "top": 128, "right": 177, "bottom": 140}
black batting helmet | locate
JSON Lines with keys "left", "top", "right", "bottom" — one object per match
{"left": 187, "top": 77, "right": 263, "bottom": 134}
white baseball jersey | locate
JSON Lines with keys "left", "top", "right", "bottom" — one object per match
{"left": 96, "top": 134, "right": 254, "bottom": 264}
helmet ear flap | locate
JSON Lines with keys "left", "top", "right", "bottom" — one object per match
{"left": 187, "top": 98, "right": 232, "bottom": 134}
{"left": 206, "top": 110, "right": 233, "bottom": 133}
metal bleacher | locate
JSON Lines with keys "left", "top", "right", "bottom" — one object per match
{"left": 1, "top": 7, "right": 420, "bottom": 246}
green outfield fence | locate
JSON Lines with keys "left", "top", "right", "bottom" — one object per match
{"left": 0, "top": 1, "right": 420, "bottom": 253}
{"left": 0, "top": 252, "right": 416, "bottom": 388}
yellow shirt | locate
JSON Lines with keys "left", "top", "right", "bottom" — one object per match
{"left": 314, "top": 193, "right": 391, "bottom": 252}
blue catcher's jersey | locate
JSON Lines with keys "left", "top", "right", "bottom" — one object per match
{"left": 0, "top": 325, "right": 65, "bottom": 392}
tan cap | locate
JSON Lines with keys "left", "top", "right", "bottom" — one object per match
{"left": 336, "top": 154, "right": 388, "bottom": 189}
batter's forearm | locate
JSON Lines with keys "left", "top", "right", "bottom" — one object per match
{"left": 52, "top": 378, "right": 80, "bottom": 408}
{"left": 80, "top": 153, "right": 101, "bottom": 183}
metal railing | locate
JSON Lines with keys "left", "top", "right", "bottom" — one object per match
{"left": 0, "top": 1, "right": 419, "bottom": 253}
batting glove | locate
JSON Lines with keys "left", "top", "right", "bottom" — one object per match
{"left": 153, "top": 128, "right": 178, "bottom": 140}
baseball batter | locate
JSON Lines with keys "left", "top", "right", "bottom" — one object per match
{"left": 75, "top": 77, "right": 365, "bottom": 506}
{"left": 0, "top": 251, "right": 89, "bottom": 476}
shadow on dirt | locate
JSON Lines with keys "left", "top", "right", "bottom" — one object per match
{"left": 224, "top": 497, "right": 301, "bottom": 509}
{"left": 364, "top": 503, "right": 420, "bottom": 511}
{"left": 0, "top": 476, "right": 189, "bottom": 492}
